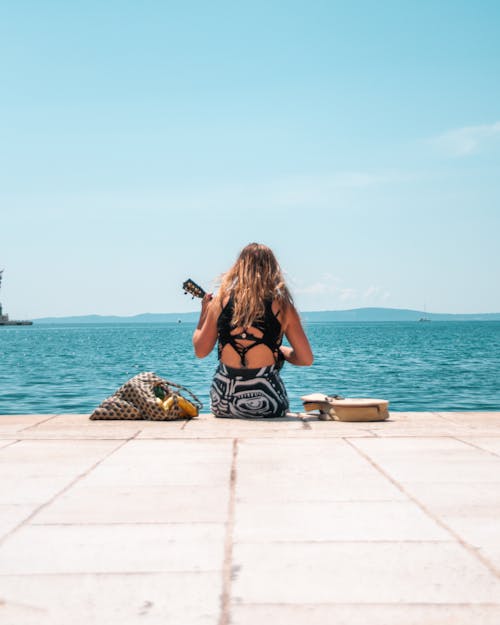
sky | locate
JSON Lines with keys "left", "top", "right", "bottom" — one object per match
{"left": 1, "top": 0, "right": 499, "bottom": 318}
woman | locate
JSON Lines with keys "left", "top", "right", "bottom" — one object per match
{"left": 193, "top": 243, "right": 313, "bottom": 418}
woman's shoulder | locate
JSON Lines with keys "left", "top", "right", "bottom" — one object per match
{"left": 213, "top": 292, "right": 232, "bottom": 317}
{"left": 271, "top": 297, "right": 294, "bottom": 325}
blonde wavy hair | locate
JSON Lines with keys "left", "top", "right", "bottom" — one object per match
{"left": 218, "top": 243, "right": 293, "bottom": 328}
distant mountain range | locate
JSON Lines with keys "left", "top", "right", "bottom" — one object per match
{"left": 302, "top": 308, "right": 500, "bottom": 322}
{"left": 34, "top": 307, "right": 500, "bottom": 324}
{"left": 35, "top": 312, "right": 200, "bottom": 324}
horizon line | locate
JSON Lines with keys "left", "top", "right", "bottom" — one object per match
{"left": 31, "top": 305, "right": 500, "bottom": 320}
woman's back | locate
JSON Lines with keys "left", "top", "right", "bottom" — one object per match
{"left": 217, "top": 296, "right": 284, "bottom": 368}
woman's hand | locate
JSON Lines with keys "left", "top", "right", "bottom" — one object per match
{"left": 279, "top": 345, "right": 294, "bottom": 362}
{"left": 281, "top": 305, "right": 314, "bottom": 366}
{"left": 200, "top": 292, "right": 213, "bottom": 314}
{"left": 195, "top": 293, "right": 213, "bottom": 328}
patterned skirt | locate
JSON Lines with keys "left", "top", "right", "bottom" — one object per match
{"left": 210, "top": 362, "right": 289, "bottom": 419}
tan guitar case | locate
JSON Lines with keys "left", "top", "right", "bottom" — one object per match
{"left": 301, "top": 394, "right": 389, "bottom": 422}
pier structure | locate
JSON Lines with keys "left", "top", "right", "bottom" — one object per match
{"left": 0, "top": 270, "right": 32, "bottom": 326}
{"left": 1, "top": 410, "right": 500, "bottom": 624}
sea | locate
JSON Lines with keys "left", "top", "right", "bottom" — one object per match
{"left": 0, "top": 321, "right": 499, "bottom": 415}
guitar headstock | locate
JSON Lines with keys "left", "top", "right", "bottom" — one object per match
{"left": 182, "top": 279, "right": 206, "bottom": 299}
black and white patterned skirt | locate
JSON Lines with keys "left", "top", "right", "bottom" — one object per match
{"left": 210, "top": 362, "right": 289, "bottom": 419}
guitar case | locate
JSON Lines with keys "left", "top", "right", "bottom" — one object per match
{"left": 301, "top": 394, "right": 389, "bottom": 421}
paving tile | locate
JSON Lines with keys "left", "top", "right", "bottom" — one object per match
{"left": 0, "top": 440, "right": 16, "bottom": 450}
{"left": 403, "top": 481, "right": 500, "bottom": 516}
{"left": 144, "top": 414, "right": 308, "bottom": 439}
{"left": 0, "top": 414, "right": 142, "bottom": 440}
{"left": 442, "top": 515, "right": 500, "bottom": 549}
{"left": 235, "top": 439, "right": 372, "bottom": 469}
{"left": 32, "top": 484, "right": 229, "bottom": 524}
{"left": 232, "top": 542, "right": 500, "bottom": 604}
{"left": 458, "top": 436, "right": 500, "bottom": 456}
{"left": 402, "top": 481, "right": 500, "bottom": 572}
{"left": 0, "top": 415, "right": 55, "bottom": 436}
{"left": 80, "top": 458, "right": 231, "bottom": 487}
{"left": 358, "top": 413, "right": 474, "bottom": 438}
{"left": 0, "top": 504, "right": 37, "bottom": 538}
{"left": 0, "top": 572, "right": 221, "bottom": 625}
{"left": 81, "top": 439, "right": 233, "bottom": 487}
{"left": 0, "top": 475, "right": 80, "bottom": 506}
{"left": 230, "top": 604, "right": 500, "bottom": 625}
{"left": 299, "top": 429, "right": 377, "bottom": 438}
{"left": 236, "top": 437, "right": 377, "bottom": 468}
{"left": 372, "top": 458, "right": 500, "bottom": 485}
{"left": 190, "top": 414, "right": 302, "bottom": 428}
{"left": 246, "top": 466, "right": 500, "bottom": 570}
{"left": 127, "top": 420, "right": 193, "bottom": 439}
{"left": 237, "top": 476, "right": 406, "bottom": 503}
{"left": 438, "top": 412, "right": 500, "bottom": 422}
{"left": 102, "top": 438, "right": 233, "bottom": 463}
{"left": 351, "top": 437, "right": 473, "bottom": 452}
{"left": 236, "top": 439, "right": 406, "bottom": 502}
{"left": 0, "top": 430, "right": 137, "bottom": 440}
{"left": 366, "top": 413, "right": 454, "bottom": 427}
{"left": 237, "top": 437, "right": 352, "bottom": 457}
{"left": 0, "top": 439, "right": 231, "bottom": 505}
{"left": 294, "top": 417, "right": 377, "bottom": 437}
{"left": 234, "top": 500, "right": 450, "bottom": 542}
{"left": 476, "top": 543, "right": 500, "bottom": 572}
{"left": 350, "top": 437, "right": 500, "bottom": 483}
{"left": 0, "top": 415, "right": 54, "bottom": 423}
{"left": 386, "top": 412, "right": 447, "bottom": 419}
{"left": 0, "top": 439, "right": 125, "bottom": 505}
{"left": 0, "top": 439, "right": 123, "bottom": 476}
{"left": 445, "top": 428, "right": 500, "bottom": 437}
{"left": 437, "top": 414, "right": 500, "bottom": 434}
{"left": 22, "top": 414, "right": 106, "bottom": 427}
{"left": 160, "top": 430, "right": 309, "bottom": 439}
{"left": 0, "top": 524, "right": 225, "bottom": 574}
{"left": 369, "top": 427, "right": 471, "bottom": 437}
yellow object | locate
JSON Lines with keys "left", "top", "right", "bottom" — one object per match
{"left": 155, "top": 397, "right": 163, "bottom": 407}
{"left": 162, "top": 396, "right": 175, "bottom": 411}
{"left": 177, "top": 396, "right": 198, "bottom": 417}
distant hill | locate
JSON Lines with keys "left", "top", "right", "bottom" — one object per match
{"left": 35, "top": 312, "right": 200, "bottom": 324}
{"left": 34, "top": 307, "right": 500, "bottom": 324}
{"left": 301, "top": 307, "right": 500, "bottom": 322}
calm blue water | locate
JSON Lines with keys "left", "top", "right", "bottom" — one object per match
{"left": 0, "top": 321, "right": 499, "bottom": 415}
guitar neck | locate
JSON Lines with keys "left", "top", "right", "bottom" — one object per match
{"left": 182, "top": 279, "right": 206, "bottom": 299}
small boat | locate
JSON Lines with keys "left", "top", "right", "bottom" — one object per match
{"left": 418, "top": 304, "right": 431, "bottom": 322}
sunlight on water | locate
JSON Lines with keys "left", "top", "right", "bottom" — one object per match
{"left": 1, "top": 321, "right": 499, "bottom": 414}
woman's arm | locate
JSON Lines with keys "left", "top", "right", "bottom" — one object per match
{"left": 280, "top": 304, "right": 314, "bottom": 366}
{"left": 192, "top": 293, "right": 219, "bottom": 358}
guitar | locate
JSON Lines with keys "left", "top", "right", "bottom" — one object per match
{"left": 182, "top": 279, "right": 206, "bottom": 299}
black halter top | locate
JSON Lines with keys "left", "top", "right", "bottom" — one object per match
{"left": 217, "top": 297, "right": 283, "bottom": 367}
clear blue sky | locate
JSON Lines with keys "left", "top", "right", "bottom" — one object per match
{"left": 1, "top": 0, "right": 499, "bottom": 318}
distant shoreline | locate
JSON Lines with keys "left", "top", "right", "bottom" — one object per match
{"left": 32, "top": 307, "right": 500, "bottom": 324}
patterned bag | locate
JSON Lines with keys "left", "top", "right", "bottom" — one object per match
{"left": 90, "top": 372, "right": 202, "bottom": 421}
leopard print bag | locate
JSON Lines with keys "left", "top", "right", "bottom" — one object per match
{"left": 89, "top": 372, "right": 202, "bottom": 421}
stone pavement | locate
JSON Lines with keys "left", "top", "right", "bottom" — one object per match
{"left": 1, "top": 411, "right": 500, "bottom": 624}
